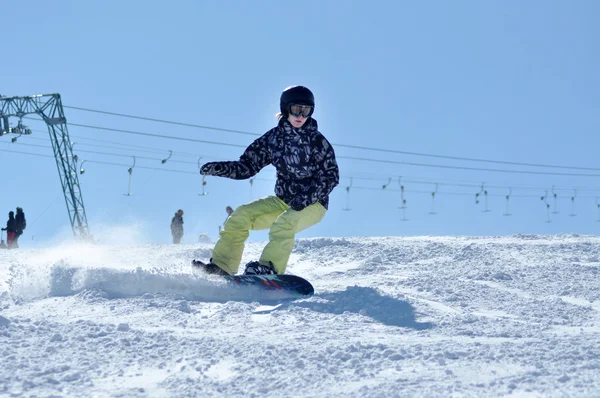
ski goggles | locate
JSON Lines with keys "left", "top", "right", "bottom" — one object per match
{"left": 288, "top": 103, "right": 314, "bottom": 118}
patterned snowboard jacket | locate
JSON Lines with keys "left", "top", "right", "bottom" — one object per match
{"left": 203, "top": 118, "right": 339, "bottom": 210}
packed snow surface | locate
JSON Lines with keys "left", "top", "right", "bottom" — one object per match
{"left": 1, "top": 235, "right": 600, "bottom": 397}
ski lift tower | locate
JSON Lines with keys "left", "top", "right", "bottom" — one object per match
{"left": 0, "top": 93, "right": 91, "bottom": 240}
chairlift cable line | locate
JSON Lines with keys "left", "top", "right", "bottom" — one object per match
{"left": 68, "top": 122, "right": 247, "bottom": 149}
{"left": 1, "top": 141, "right": 198, "bottom": 165}
{"left": 27, "top": 115, "right": 600, "bottom": 175}
{"left": 28, "top": 130, "right": 202, "bottom": 157}
{"left": 339, "top": 155, "right": 600, "bottom": 178}
{"left": 63, "top": 105, "right": 258, "bottom": 136}
{"left": 4, "top": 142, "right": 600, "bottom": 197}
{"left": 62, "top": 105, "right": 600, "bottom": 172}
{"left": 54, "top": 122, "right": 600, "bottom": 178}
{"left": 21, "top": 133, "right": 600, "bottom": 192}
{"left": 3, "top": 147, "right": 600, "bottom": 200}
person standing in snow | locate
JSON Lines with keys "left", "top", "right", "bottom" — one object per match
{"left": 225, "top": 205, "right": 234, "bottom": 222}
{"left": 170, "top": 209, "right": 184, "bottom": 244}
{"left": 1, "top": 211, "right": 17, "bottom": 249}
{"left": 193, "top": 85, "right": 339, "bottom": 276}
{"left": 219, "top": 205, "right": 235, "bottom": 233}
{"left": 14, "top": 207, "right": 26, "bottom": 246}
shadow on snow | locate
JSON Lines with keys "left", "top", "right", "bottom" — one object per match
{"left": 294, "top": 286, "right": 433, "bottom": 330}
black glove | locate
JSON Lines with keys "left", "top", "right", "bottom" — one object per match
{"left": 288, "top": 197, "right": 307, "bottom": 212}
{"left": 200, "top": 162, "right": 224, "bottom": 176}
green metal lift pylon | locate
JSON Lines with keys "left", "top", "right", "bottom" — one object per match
{"left": 0, "top": 93, "right": 91, "bottom": 240}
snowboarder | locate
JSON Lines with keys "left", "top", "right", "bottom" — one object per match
{"left": 170, "top": 209, "right": 184, "bottom": 244}
{"left": 193, "top": 85, "right": 339, "bottom": 276}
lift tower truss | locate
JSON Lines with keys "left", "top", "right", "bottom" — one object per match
{"left": 0, "top": 93, "right": 91, "bottom": 239}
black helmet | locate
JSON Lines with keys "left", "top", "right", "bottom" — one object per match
{"left": 280, "top": 86, "right": 315, "bottom": 116}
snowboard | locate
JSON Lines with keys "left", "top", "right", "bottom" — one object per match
{"left": 224, "top": 274, "right": 314, "bottom": 297}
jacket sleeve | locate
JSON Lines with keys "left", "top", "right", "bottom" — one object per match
{"left": 201, "top": 131, "right": 272, "bottom": 180}
{"left": 305, "top": 134, "right": 340, "bottom": 205}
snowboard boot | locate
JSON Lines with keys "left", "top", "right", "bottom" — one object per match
{"left": 192, "top": 259, "right": 230, "bottom": 276}
{"left": 244, "top": 261, "right": 276, "bottom": 275}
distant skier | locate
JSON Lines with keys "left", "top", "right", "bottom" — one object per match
{"left": 170, "top": 209, "right": 184, "bottom": 244}
{"left": 1, "top": 211, "right": 17, "bottom": 249}
{"left": 219, "top": 205, "right": 235, "bottom": 233}
{"left": 225, "top": 205, "right": 234, "bottom": 223}
{"left": 193, "top": 85, "right": 339, "bottom": 276}
{"left": 14, "top": 207, "right": 26, "bottom": 246}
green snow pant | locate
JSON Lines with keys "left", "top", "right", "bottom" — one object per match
{"left": 211, "top": 196, "right": 326, "bottom": 274}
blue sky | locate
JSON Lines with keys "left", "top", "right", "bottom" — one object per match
{"left": 1, "top": 0, "right": 599, "bottom": 246}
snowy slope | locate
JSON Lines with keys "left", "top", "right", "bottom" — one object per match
{"left": 1, "top": 235, "right": 600, "bottom": 397}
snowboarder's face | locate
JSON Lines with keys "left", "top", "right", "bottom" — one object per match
{"left": 287, "top": 113, "right": 308, "bottom": 128}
